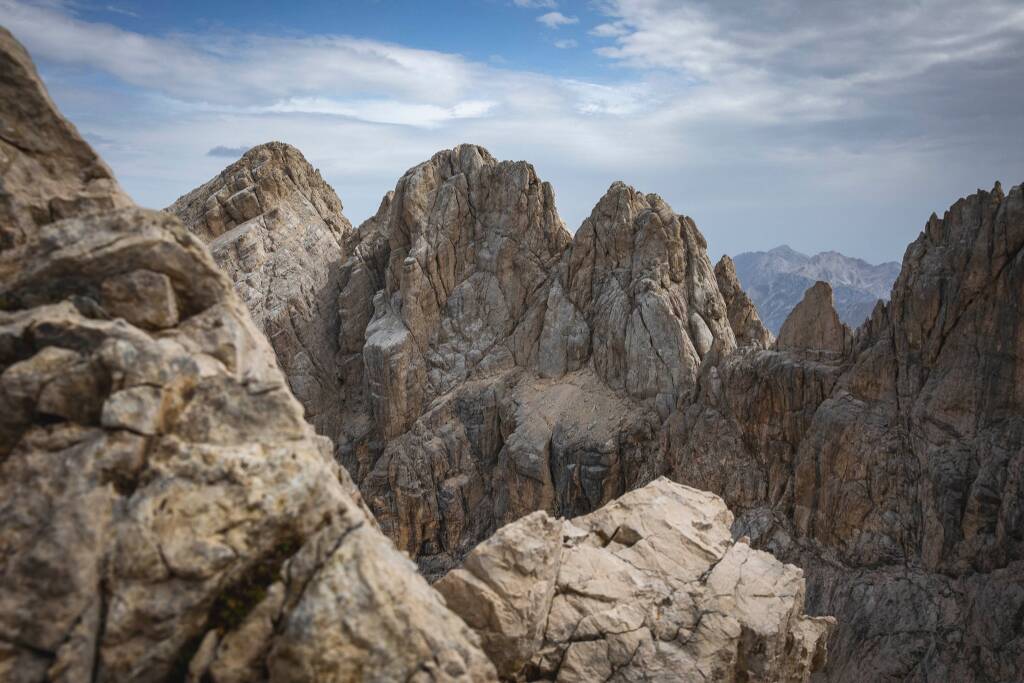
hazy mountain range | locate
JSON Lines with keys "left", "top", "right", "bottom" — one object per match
{"left": 732, "top": 245, "right": 902, "bottom": 333}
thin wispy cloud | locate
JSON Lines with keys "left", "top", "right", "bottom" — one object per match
{"left": 537, "top": 11, "right": 578, "bottom": 28}
{"left": 553, "top": 39, "right": 577, "bottom": 49}
{"left": 590, "top": 23, "right": 628, "bottom": 38}
{"left": 512, "top": 0, "right": 557, "bottom": 8}
{"left": 207, "top": 145, "right": 251, "bottom": 158}
{"left": 104, "top": 5, "right": 138, "bottom": 18}
{"left": 0, "top": 0, "right": 476, "bottom": 105}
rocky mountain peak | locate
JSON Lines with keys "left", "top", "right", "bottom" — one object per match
{"left": 776, "top": 280, "right": 851, "bottom": 355}
{"left": 714, "top": 254, "right": 774, "bottom": 348}
{"left": 168, "top": 140, "right": 350, "bottom": 242}
{"left": 159, "top": 122, "right": 1024, "bottom": 681}
{"left": 166, "top": 141, "right": 353, "bottom": 442}
{"left": 566, "top": 181, "right": 735, "bottom": 415}
{"left": 0, "top": 30, "right": 498, "bottom": 682}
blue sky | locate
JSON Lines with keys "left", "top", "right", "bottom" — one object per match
{"left": 3, "top": 0, "right": 1024, "bottom": 262}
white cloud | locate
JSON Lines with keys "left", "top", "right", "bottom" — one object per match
{"left": 593, "top": 0, "right": 1024, "bottom": 85}
{"left": 537, "top": 11, "right": 578, "bottom": 28}
{"left": 554, "top": 39, "right": 578, "bottom": 49}
{"left": 0, "top": 0, "right": 476, "bottom": 104}
{"left": 260, "top": 97, "right": 497, "bottom": 128}
{"left": 513, "top": 0, "right": 557, "bottom": 7}
{"left": 564, "top": 80, "right": 650, "bottom": 115}
{"left": 104, "top": 5, "right": 139, "bottom": 18}
{"left": 590, "top": 22, "right": 628, "bottom": 37}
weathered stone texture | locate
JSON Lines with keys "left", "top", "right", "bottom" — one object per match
{"left": 438, "top": 479, "right": 834, "bottom": 682}
{"left": 667, "top": 182, "right": 1024, "bottom": 680}
{"left": 715, "top": 254, "right": 774, "bottom": 349}
{"left": 0, "top": 27, "right": 131, "bottom": 250}
{"left": 0, "top": 31, "right": 496, "bottom": 683}
{"left": 168, "top": 142, "right": 353, "bottom": 442}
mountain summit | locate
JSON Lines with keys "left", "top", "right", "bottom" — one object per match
{"left": 732, "top": 245, "right": 901, "bottom": 333}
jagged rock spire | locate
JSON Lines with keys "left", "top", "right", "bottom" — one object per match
{"left": 776, "top": 280, "right": 851, "bottom": 355}
{"left": 714, "top": 254, "right": 774, "bottom": 348}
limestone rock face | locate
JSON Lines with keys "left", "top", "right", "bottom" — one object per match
{"left": 313, "top": 152, "right": 731, "bottom": 576}
{"left": 168, "top": 143, "right": 353, "bottom": 442}
{"left": 715, "top": 255, "right": 774, "bottom": 348}
{"left": 437, "top": 479, "right": 834, "bottom": 682}
{"left": 355, "top": 145, "right": 569, "bottom": 436}
{"left": 667, "top": 182, "right": 1024, "bottom": 680}
{"left": 0, "top": 27, "right": 131, "bottom": 251}
{"left": 0, "top": 32, "right": 495, "bottom": 683}
{"left": 775, "top": 281, "right": 850, "bottom": 355}
{"left": 174, "top": 143, "right": 739, "bottom": 583}
{"left": 565, "top": 183, "right": 736, "bottom": 416}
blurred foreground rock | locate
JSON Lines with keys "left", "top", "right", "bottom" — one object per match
{"left": 0, "top": 27, "right": 495, "bottom": 682}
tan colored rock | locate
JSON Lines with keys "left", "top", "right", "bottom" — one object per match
{"left": 435, "top": 511, "right": 563, "bottom": 678}
{"left": 100, "top": 269, "right": 180, "bottom": 329}
{"left": 0, "top": 27, "right": 131, "bottom": 250}
{"left": 168, "top": 142, "right": 353, "bottom": 444}
{"left": 775, "top": 281, "right": 850, "bottom": 355}
{"left": 440, "top": 478, "right": 834, "bottom": 682}
{"left": 667, "top": 182, "right": 1024, "bottom": 680}
{"left": 566, "top": 183, "right": 736, "bottom": 416}
{"left": 715, "top": 255, "right": 774, "bottom": 348}
{"left": 0, "top": 206, "right": 495, "bottom": 682}
{"left": 0, "top": 31, "right": 495, "bottom": 683}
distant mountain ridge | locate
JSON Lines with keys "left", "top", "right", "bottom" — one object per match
{"left": 732, "top": 245, "right": 901, "bottom": 333}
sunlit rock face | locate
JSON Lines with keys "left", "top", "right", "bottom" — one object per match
{"left": 437, "top": 478, "right": 834, "bottom": 683}
{"left": 176, "top": 141, "right": 737, "bottom": 578}
{"left": 167, "top": 141, "right": 353, "bottom": 446}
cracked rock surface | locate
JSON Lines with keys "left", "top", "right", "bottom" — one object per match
{"left": 668, "top": 181, "right": 1024, "bottom": 681}
{"left": 167, "top": 142, "right": 353, "bottom": 444}
{"left": 179, "top": 144, "right": 734, "bottom": 578}
{"left": 715, "top": 255, "right": 774, "bottom": 349}
{"left": 0, "top": 27, "right": 131, "bottom": 251}
{"left": 436, "top": 478, "right": 834, "bottom": 682}
{"left": 775, "top": 281, "right": 850, "bottom": 356}
{"left": 172, "top": 133, "right": 1024, "bottom": 680}
{"left": 0, "top": 30, "right": 495, "bottom": 683}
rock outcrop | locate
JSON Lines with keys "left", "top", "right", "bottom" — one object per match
{"left": 167, "top": 143, "right": 353, "bottom": 442}
{"left": 0, "top": 30, "right": 496, "bottom": 682}
{"left": 667, "top": 182, "right": 1024, "bottom": 681}
{"left": 437, "top": 479, "right": 834, "bottom": 682}
{"left": 775, "top": 281, "right": 850, "bottom": 355}
{"left": 564, "top": 183, "right": 736, "bottom": 415}
{"left": 715, "top": 255, "right": 774, "bottom": 348}
{"left": 181, "top": 145, "right": 735, "bottom": 577}
{"left": 172, "top": 135, "right": 1024, "bottom": 680}
{"left": 354, "top": 164, "right": 738, "bottom": 576}
{"left": 0, "top": 27, "right": 131, "bottom": 251}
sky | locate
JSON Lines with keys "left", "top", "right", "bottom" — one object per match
{"left": 3, "top": 0, "right": 1023, "bottom": 262}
